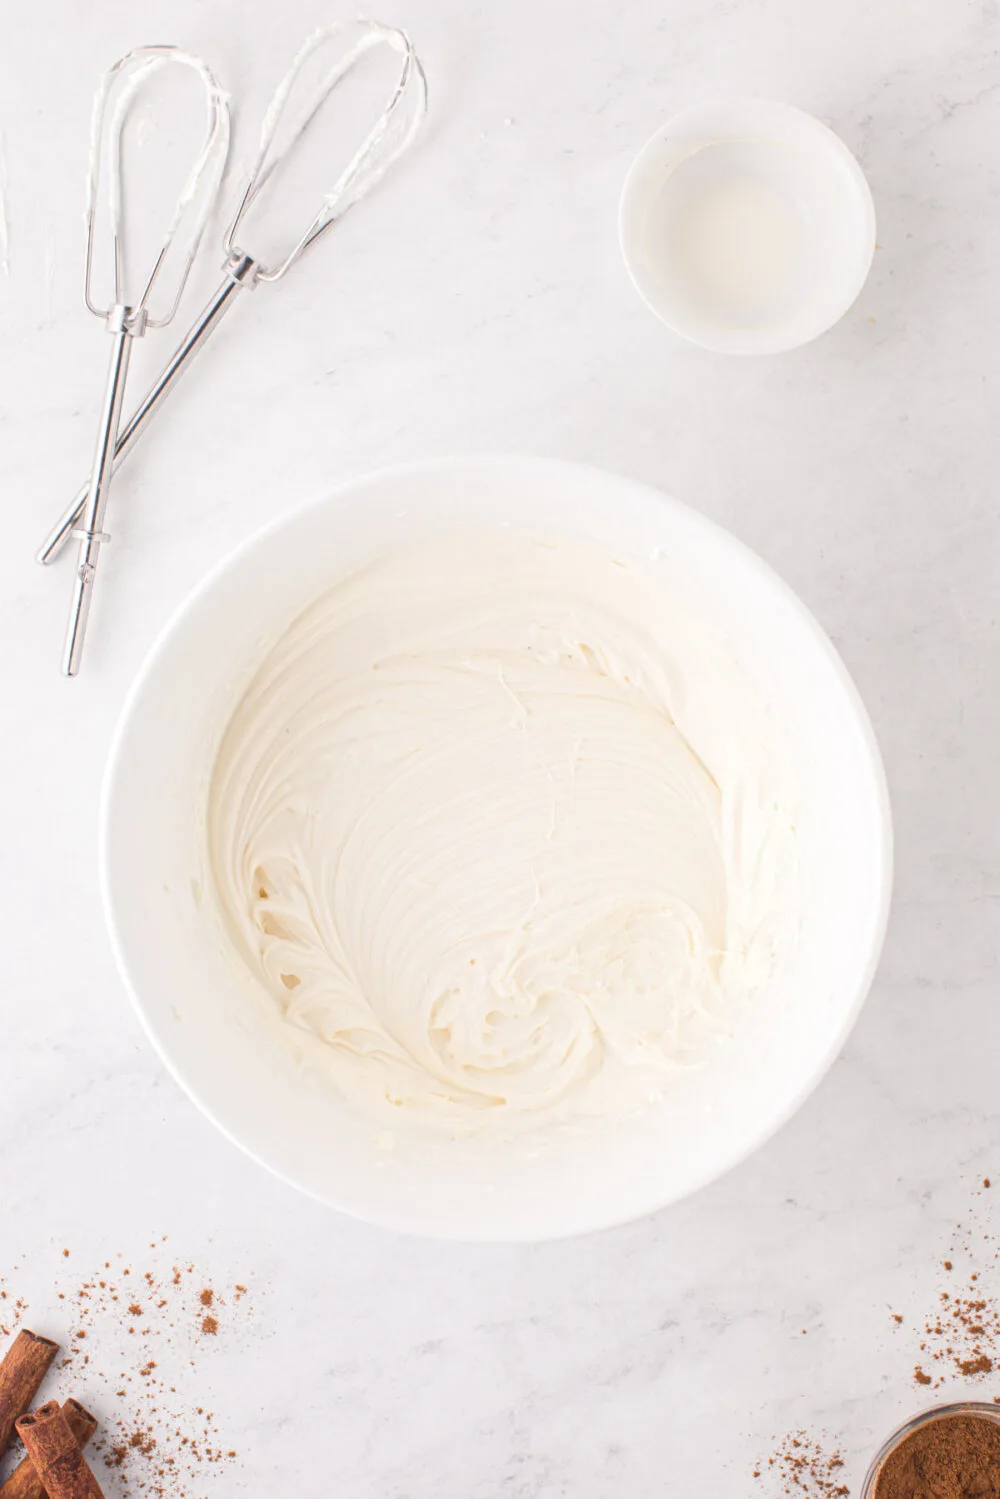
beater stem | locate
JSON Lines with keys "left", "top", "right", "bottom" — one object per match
{"left": 39, "top": 253, "right": 258, "bottom": 566}
{"left": 62, "top": 305, "right": 137, "bottom": 676}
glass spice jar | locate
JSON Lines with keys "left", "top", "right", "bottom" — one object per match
{"left": 860, "top": 1401, "right": 1000, "bottom": 1498}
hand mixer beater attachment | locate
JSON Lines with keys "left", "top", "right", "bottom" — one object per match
{"left": 63, "top": 48, "right": 230, "bottom": 675}
{"left": 42, "top": 23, "right": 428, "bottom": 676}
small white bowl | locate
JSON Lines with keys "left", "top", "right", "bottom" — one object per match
{"left": 619, "top": 98, "right": 876, "bottom": 354}
{"left": 102, "top": 456, "right": 891, "bottom": 1242}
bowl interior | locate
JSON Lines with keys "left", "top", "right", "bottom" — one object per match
{"left": 619, "top": 99, "right": 876, "bottom": 354}
{"left": 102, "top": 455, "right": 890, "bottom": 1240}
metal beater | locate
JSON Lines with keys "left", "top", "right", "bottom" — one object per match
{"left": 40, "top": 22, "right": 428, "bottom": 668}
{"left": 61, "top": 47, "right": 231, "bottom": 675}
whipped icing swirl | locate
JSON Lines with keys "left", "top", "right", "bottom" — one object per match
{"left": 207, "top": 532, "right": 795, "bottom": 1132}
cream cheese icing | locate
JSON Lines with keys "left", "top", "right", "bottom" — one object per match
{"left": 207, "top": 531, "right": 798, "bottom": 1133}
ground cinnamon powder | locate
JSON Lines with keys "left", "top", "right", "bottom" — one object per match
{"left": 873, "top": 1414, "right": 1000, "bottom": 1499}
{"left": 0, "top": 1245, "right": 250, "bottom": 1495}
{"left": 756, "top": 1432, "right": 849, "bottom": 1496}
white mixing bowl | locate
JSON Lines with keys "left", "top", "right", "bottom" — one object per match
{"left": 102, "top": 455, "right": 891, "bottom": 1241}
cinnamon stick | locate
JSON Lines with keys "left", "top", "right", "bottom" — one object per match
{"left": 15, "top": 1403, "right": 104, "bottom": 1499}
{"left": 0, "top": 1399, "right": 97, "bottom": 1499}
{"left": 0, "top": 1333, "right": 58, "bottom": 1461}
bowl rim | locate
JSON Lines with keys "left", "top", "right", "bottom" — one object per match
{"left": 100, "top": 452, "right": 894, "bottom": 1240}
{"left": 618, "top": 96, "right": 878, "bottom": 355}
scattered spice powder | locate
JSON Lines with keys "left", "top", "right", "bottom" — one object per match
{"left": 887, "top": 1182, "right": 1000, "bottom": 1388}
{"left": 756, "top": 1433, "right": 849, "bottom": 1497}
{"left": 0, "top": 1246, "right": 251, "bottom": 1496}
{"left": 872, "top": 1413, "right": 1000, "bottom": 1499}
{"left": 758, "top": 1179, "right": 1000, "bottom": 1496}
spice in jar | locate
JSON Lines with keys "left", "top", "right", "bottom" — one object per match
{"left": 871, "top": 1412, "right": 1000, "bottom": 1498}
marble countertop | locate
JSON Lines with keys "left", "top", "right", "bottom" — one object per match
{"left": 2, "top": 0, "right": 999, "bottom": 1493}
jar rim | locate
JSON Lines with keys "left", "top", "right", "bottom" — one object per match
{"left": 860, "top": 1402, "right": 1000, "bottom": 1498}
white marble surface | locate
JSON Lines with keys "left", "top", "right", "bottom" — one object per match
{"left": 2, "top": 0, "right": 1000, "bottom": 1493}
